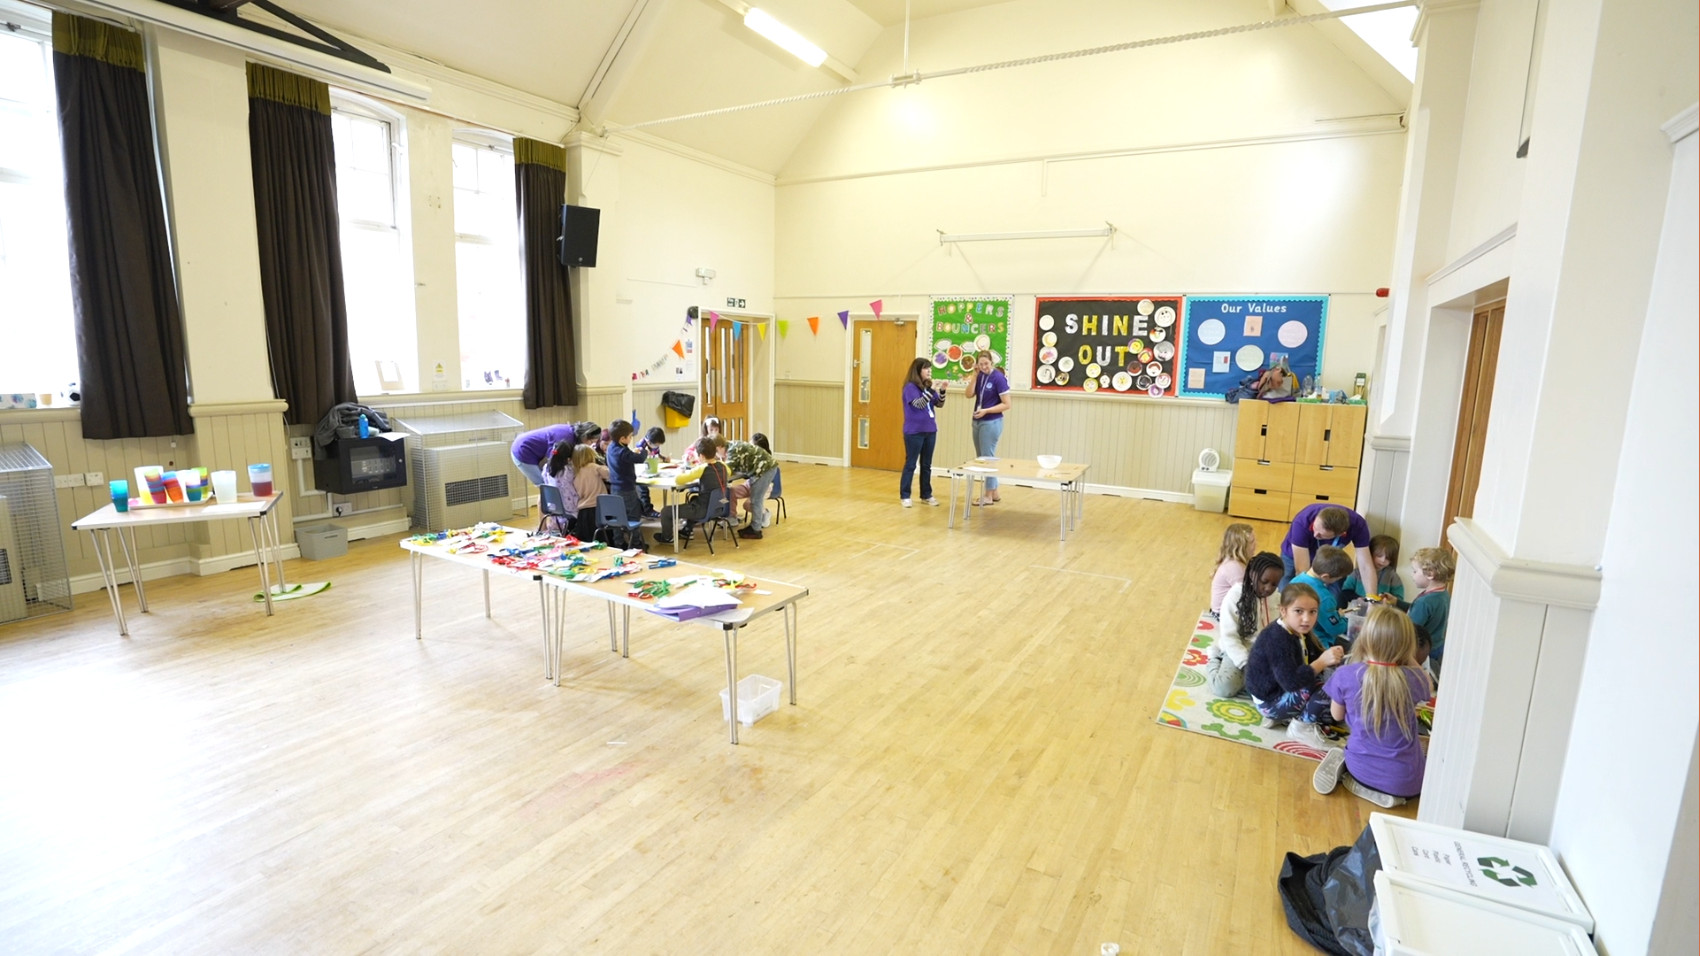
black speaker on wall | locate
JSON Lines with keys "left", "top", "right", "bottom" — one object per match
{"left": 557, "top": 204, "right": 600, "bottom": 267}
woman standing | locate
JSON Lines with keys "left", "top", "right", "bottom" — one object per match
{"left": 964, "top": 350, "right": 1011, "bottom": 505}
{"left": 899, "top": 358, "right": 946, "bottom": 507}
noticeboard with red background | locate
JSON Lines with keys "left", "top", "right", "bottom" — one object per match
{"left": 1031, "top": 296, "right": 1183, "bottom": 397}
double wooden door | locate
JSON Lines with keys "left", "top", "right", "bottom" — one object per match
{"left": 700, "top": 318, "right": 750, "bottom": 441}
{"left": 1441, "top": 300, "right": 1505, "bottom": 546}
{"left": 850, "top": 319, "right": 916, "bottom": 471}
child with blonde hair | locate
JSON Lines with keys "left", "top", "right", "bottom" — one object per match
{"left": 1313, "top": 606, "right": 1434, "bottom": 807}
{"left": 1210, "top": 524, "right": 1257, "bottom": 615}
{"left": 1408, "top": 547, "right": 1455, "bottom": 675}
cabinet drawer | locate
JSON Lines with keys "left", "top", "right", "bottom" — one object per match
{"left": 1229, "top": 487, "right": 1291, "bottom": 522}
{"left": 1290, "top": 465, "right": 1359, "bottom": 501}
{"left": 1231, "top": 457, "right": 1294, "bottom": 490}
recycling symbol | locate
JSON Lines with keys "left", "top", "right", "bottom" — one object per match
{"left": 1478, "top": 856, "right": 1538, "bottom": 888}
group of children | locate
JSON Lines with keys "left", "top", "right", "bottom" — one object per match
{"left": 533, "top": 416, "right": 781, "bottom": 549}
{"left": 1205, "top": 518, "right": 1456, "bottom": 808}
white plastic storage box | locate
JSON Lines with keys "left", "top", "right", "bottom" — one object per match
{"left": 1192, "top": 469, "right": 1232, "bottom": 513}
{"left": 720, "top": 674, "right": 782, "bottom": 726}
{"left": 1372, "top": 869, "right": 1598, "bottom": 955}
{"left": 1368, "top": 813, "right": 1593, "bottom": 932}
{"left": 296, "top": 524, "right": 348, "bottom": 561}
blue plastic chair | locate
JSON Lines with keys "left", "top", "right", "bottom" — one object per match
{"left": 594, "top": 495, "right": 645, "bottom": 549}
{"left": 698, "top": 485, "right": 739, "bottom": 555}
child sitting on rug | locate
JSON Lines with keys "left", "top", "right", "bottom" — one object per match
{"left": 1206, "top": 551, "right": 1284, "bottom": 698}
{"left": 1313, "top": 605, "right": 1433, "bottom": 808}
{"left": 1244, "top": 581, "right": 1346, "bottom": 751}
{"left": 1293, "top": 546, "right": 1352, "bottom": 647}
{"left": 1408, "top": 547, "right": 1454, "bottom": 677}
{"left": 1340, "top": 534, "right": 1405, "bottom": 604}
{"left": 1210, "top": 523, "right": 1257, "bottom": 616}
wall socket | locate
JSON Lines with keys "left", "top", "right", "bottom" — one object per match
{"left": 289, "top": 436, "right": 313, "bottom": 460}
{"left": 53, "top": 473, "right": 84, "bottom": 488}
{"left": 84, "top": 471, "right": 104, "bottom": 486}
{"left": 332, "top": 502, "right": 351, "bottom": 517}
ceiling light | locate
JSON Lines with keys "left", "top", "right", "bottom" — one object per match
{"left": 743, "top": 8, "right": 827, "bottom": 68}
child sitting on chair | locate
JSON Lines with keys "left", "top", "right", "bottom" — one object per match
{"left": 540, "top": 439, "right": 580, "bottom": 534}
{"left": 654, "top": 437, "right": 730, "bottom": 546}
{"left": 1292, "top": 546, "right": 1352, "bottom": 647}
{"left": 569, "top": 444, "right": 609, "bottom": 536}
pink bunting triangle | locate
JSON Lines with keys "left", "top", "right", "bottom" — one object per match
{"left": 837, "top": 310, "right": 849, "bottom": 329}
{"left": 870, "top": 299, "right": 883, "bottom": 319}
{"left": 709, "top": 311, "right": 720, "bottom": 332}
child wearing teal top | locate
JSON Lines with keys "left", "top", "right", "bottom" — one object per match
{"left": 1408, "top": 547, "right": 1455, "bottom": 676}
{"left": 1342, "top": 534, "right": 1406, "bottom": 604}
{"left": 1295, "top": 546, "right": 1353, "bottom": 647}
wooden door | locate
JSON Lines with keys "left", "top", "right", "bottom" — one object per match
{"left": 850, "top": 319, "right": 916, "bottom": 471}
{"left": 1441, "top": 301, "right": 1505, "bottom": 546}
{"left": 700, "top": 317, "right": 750, "bottom": 441}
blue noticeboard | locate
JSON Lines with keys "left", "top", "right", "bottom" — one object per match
{"left": 1179, "top": 296, "right": 1328, "bottom": 397}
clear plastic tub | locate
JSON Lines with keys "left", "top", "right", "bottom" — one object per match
{"left": 720, "top": 675, "right": 782, "bottom": 726}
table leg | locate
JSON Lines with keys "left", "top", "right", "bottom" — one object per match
{"left": 538, "top": 580, "right": 553, "bottom": 683}
{"left": 621, "top": 604, "right": 630, "bottom": 659}
{"left": 786, "top": 603, "right": 798, "bottom": 706}
{"left": 1059, "top": 482, "right": 1068, "bottom": 542}
{"left": 119, "top": 526, "right": 146, "bottom": 612}
{"left": 724, "top": 624, "right": 740, "bottom": 745}
{"left": 267, "top": 508, "right": 288, "bottom": 594}
{"left": 554, "top": 586, "right": 568, "bottom": 688}
{"left": 606, "top": 602, "right": 619, "bottom": 653}
{"left": 412, "top": 551, "right": 423, "bottom": 639}
{"left": 1076, "top": 470, "right": 1087, "bottom": 528}
{"left": 670, "top": 487, "right": 681, "bottom": 555}
{"left": 483, "top": 569, "right": 492, "bottom": 619}
{"left": 948, "top": 471, "right": 957, "bottom": 529}
{"left": 248, "top": 516, "right": 274, "bottom": 615}
{"left": 90, "top": 529, "right": 129, "bottom": 637}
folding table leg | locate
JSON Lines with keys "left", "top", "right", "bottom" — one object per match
{"left": 723, "top": 625, "right": 740, "bottom": 745}
{"left": 412, "top": 551, "right": 424, "bottom": 639}
{"left": 119, "top": 527, "right": 146, "bottom": 612}
{"left": 785, "top": 603, "right": 798, "bottom": 705}
{"left": 90, "top": 529, "right": 129, "bottom": 637}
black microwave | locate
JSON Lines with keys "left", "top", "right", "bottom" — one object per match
{"left": 314, "top": 435, "right": 407, "bottom": 495}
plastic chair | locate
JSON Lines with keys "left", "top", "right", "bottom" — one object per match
{"left": 697, "top": 485, "right": 739, "bottom": 555}
{"left": 594, "top": 494, "right": 645, "bottom": 550}
{"left": 537, "top": 483, "right": 572, "bottom": 535}
{"left": 765, "top": 467, "right": 786, "bottom": 524}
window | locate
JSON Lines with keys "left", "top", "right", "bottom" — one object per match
{"left": 452, "top": 134, "right": 524, "bottom": 390}
{"left": 330, "top": 97, "right": 417, "bottom": 395}
{"left": 0, "top": 15, "right": 78, "bottom": 402}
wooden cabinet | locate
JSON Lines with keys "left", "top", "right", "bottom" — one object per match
{"left": 1230, "top": 401, "right": 1366, "bottom": 520}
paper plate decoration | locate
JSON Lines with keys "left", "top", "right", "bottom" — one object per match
{"left": 1154, "top": 341, "right": 1175, "bottom": 361}
{"left": 975, "top": 334, "right": 991, "bottom": 350}
{"left": 1129, "top": 338, "right": 1144, "bottom": 353}
{"left": 1082, "top": 378, "right": 1098, "bottom": 393}
{"left": 933, "top": 352, "right": 949, "bottom": 367}
{"left": 1197, "top": 318, "right": 1226, "bottom": 345}
{"left": 1147, "top": 361, "right": 1163, "bottom": 376}
{"left": 1039, "top": 346, "right": 1058, "bottom": 364}
{"left": 1236, "top": 344, "right": 1265, "bottom": 370}
{"left": 946, "top": 344, "right": 962, "bottom": 361}
{"left": 1156, "top": 372, "right": 1172, "bottom": 389}
{"left": 1113, "top": 371, "right": 1132, "bottom": 391}
{"left": 1038, "top": 314, "right": 1055, "bottom": 331}
{"left": 1138, "top": 299, "right": 1155, "bottom": 316}
{"left": 1278, "top": 320, "right": 1309, "bottom": 348}
{"left": 1099, "top": 374, "right": 1110, "bottom": 388}
{"left": 1139, "top": 349, "right": 1154, "bottom": 364}
{"left": 960, "top": 355, "right": 975, "bottom": 371}
{"left": 1042, "top": 331, "right": 1058, "bottom": 347}
{"left": 1058, "top": 356, "right": 1075, "bottom": 372}
{"left": 1056, "top": 371, "right": 1070, "bottom": 386}
{"left": 1086, "top": 362, "right": 1101, "bottom": 378}
{"left": 1136, "top": 373, "right": 1153, "bottom": 390}
{"left": 1155, "top": 305, "right": 1176, "bottom": 327}
{"left": 1148, "top": 384, "right": 1164, "bottom": 396}
{"left": 1037, "top": 365, "right": 1056, "bottom": 384}
{"left": 1150, "top": 328, "right": 1166, "bottom": 343}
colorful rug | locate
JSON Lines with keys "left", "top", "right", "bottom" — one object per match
{"left": 1155, "top": 612, "right": 1330, "bottom": 762}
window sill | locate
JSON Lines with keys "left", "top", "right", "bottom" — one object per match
{"left": 0, "top": 405, "right": 81, "bottom": 424}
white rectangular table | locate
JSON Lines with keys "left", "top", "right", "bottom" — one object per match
{"left": 637, "top": 467, "right": 694, "bottom": 553}
{"left": 401, "top": 526, "right": 809, "bottom": 743}
{"left": 72, "top": 493, "right": 287, "bottom": 637}
{"left": 947, "top": 458, "right": 1090, "bottom": 541}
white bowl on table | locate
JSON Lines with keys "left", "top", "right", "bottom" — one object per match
{"left": 1036, "top": 455, "right": 1063, "bottom": 470}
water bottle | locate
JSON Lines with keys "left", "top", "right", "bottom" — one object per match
{"left": 358, "top": 412, "right": 369, "bottom": 438}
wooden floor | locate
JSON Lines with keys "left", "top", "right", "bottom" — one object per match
{"left": 0, "top": 465, "right": 1412, "bottom": 954}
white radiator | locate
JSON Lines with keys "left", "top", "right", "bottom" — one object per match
{"left": 413, "top": 442, "right": 517, "bottom": 530}
{"left": 0, "top": 496, "right": 27, "bottom": 623}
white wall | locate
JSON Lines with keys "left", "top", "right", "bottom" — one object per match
{"left": 1547, "top": 122, "right": 1698, "bottom": 956}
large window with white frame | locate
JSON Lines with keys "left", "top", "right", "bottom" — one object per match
{"left": 0, "top": 10, "right": 79, "bottom": 405}
{"left": 452, "top": 133, "right": 525, "bottom": 390}
{"left": 330, "top": 95, "right": 417, "bottom": 396}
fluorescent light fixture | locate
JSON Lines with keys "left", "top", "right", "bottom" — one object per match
{"left": 744, "top": 8, "right": 827, "bottom": 68}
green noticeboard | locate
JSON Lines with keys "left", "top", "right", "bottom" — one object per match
{"left": 928, "top": 298, "right": 1010, "bottom": 382}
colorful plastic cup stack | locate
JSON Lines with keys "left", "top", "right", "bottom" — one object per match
{"left": 142, "top": 467, "right": 167, "bottom": 505}
{"left": 246, "top": 463, "right": 273, "bottom": 498}
{"left": 184, "top": 472, "right": 204, "bottom": 502}
{"left": 162, "top": 472, "right": 185, "bottom": 503}
{"left": 109, "top": 479, "right": 130, "bottom": 513}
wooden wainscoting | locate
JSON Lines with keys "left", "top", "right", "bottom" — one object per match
{"left": 775, "top": 379, "right": 845, "bottom": 461}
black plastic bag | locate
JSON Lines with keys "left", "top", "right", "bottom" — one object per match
{"left": 1277, "top": 822, "right": 1383, "bottom": 955}
{"left": 661, "top": 390, "right": 695, "bottom": 418}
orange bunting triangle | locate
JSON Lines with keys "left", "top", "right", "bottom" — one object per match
{"left": 807, "top": 316, "right": 820, "bottom": 335}
{"left": 671, "top": 340, "right": 686, "bottom": 358}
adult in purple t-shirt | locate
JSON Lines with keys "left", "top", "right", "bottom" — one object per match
{"left": 511, "top": 423, "right": 578, "bottom": 487}
{"left": 899, "top": 358, "right": 947, "bottom": 506}
{"left": 965, "top": 350, "right": 1012, "bottom": 505}
{"left": 1322, "top": 662, "right": 1430, "bottom": 798}
{"left": 1281, "top": 503, "right": 1377, "bottom": 591}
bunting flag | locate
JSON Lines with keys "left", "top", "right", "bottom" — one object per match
{"left": 709, "top": 311, "right": 721, "bottom": 332}
{"left": 870, "top": 299, "right": 884, "bottom": 319}
{"left": 684, "top": 308, "right": 695, "bottom": 324}
{"left": 837, "top": 310, "right": 850, "bottom": 328}
{"left": 757, "top": 323, "right": 767, "bottom": 341}
{"left": 635, "top": 316, "right": 698, "bottom": 380}
{"left": 778, "top": 319, "right": 790, "bottom": 338}
{"left": 671, "top": 340, "right": 686, "bottom": 358}
{"left": 808, "top": 316, "right": 820, "bottom": 335}
{"left": 732, "top": 322, "right": 742, "bottom": 341}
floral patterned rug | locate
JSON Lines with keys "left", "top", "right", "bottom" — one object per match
{"left": 1155, "top": 612, "right": 1330, "bottom": 762}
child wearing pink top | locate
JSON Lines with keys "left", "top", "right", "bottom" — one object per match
{"left": 1210, "top": 524, "right": 1256, "bottom": 615}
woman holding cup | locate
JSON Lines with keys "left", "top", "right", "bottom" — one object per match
{"left": 899, "top": 358, "right": 946, "bottom": 507}
{"left": 964, "top": 350, "right": 1012, "bottom": 506}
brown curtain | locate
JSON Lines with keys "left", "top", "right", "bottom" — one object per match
{"left": 51, "top": 13, "right": 192, "bottom": 440}
{"left": 247, "top": 63, "right": 356, "bottom": 427}
{"left": 515, "top": 138, "right": 578, "bottom": 409}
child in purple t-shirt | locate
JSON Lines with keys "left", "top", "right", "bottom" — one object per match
{"left": 1312, "top": 605, "right": 1434, "bottom": 808}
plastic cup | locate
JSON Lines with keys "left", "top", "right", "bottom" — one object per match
{"left": 212, "top": 470, "right": 239, "bottom": 502}
{"left": 185, "top": 478, "right": 203, "bottom": 502}
{"left": 646, "top": 457, "right": 660, "bottom": 475}
{"left": 247, "top": 463, "right": 273, "bottom": 498}
{"left": 109, "top": 479, "right": 129, "bottom": 513}
{"left": 163, "top": 472, "right": 184, "bottom": 503}
{"left": 144, "top": 471, "right": 168, "bottom": 505}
